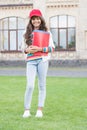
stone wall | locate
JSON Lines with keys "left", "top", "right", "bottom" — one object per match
{"left": 0, "top": 59, "right": 87, "bottom": 68}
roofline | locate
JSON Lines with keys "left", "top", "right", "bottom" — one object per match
{"left": 0, "top": 3, "right": 33, "bottom": 7}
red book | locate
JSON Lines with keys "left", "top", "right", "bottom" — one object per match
{"left": 32, "top": 30, "right": 50, "bottom": 47}
{"left": 32, "top": 30, "right": 50, "bottom": 56}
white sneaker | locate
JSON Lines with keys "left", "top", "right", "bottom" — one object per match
{"left": 23, "top": 110, "right": 31, "bottom": 118}
{"left": 35, "top": 110, "right": 43, "bottom": 118}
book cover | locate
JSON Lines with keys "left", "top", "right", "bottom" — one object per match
{"left": 32, "top": 30, "right": 50, "bottom": 56}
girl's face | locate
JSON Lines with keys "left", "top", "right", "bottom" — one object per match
{"left": 31, "top": 16, "right": 41, "bottom": 30}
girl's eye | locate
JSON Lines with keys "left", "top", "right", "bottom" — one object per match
{"left": 33, "top": 18, "right": 36, "bottom": 20}
{"left": 33, "top": 18, "right": 38, "bottom": 20}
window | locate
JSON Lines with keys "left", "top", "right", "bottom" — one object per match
{"left": 0, "top": 17, "right": 25, "bottom": 52}
{"left": 50, "top": 15, "right": 76, "bottom": 51}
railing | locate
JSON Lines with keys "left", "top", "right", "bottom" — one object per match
{"left": 0, "top": 0, "right": 33, "bottom": 5}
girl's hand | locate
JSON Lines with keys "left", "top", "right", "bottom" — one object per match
{"left": 29, "top": 45, "right": 43, "bottom": 52}
{"left": 29, "top": 45, "right": 39, "bottom": 50}
{"left": 25, "top": 45, "right": 42, "bottom": 54}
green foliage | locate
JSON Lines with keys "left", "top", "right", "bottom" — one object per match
{"left": 0, "top": 76, "right": 87, "bottom": 130}
{"left": 68, "top": 41, "right": 75, "bottom": 49}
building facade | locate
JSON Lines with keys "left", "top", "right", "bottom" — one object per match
{"left": 0, "top": 0, "right": 87, "bottom": 62}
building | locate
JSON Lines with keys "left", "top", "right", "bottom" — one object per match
{"left": 0, "top": 0, "right": 87, "bottom": 66}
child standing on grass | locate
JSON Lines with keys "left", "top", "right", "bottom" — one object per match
{"left": 22, "top": 9, "right": 55, "bottom": 118}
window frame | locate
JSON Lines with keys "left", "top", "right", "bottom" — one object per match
{"left": 50, "top": 15, "right": 76, "bottom": 51}
{"left": 0, "top": 16, "right": 25, "bottom": 53}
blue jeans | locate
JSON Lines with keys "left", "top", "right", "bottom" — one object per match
{"left": 24, "top": 58, "right": 48, "bottom": 109}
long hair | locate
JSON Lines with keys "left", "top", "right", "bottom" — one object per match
{"left": 24, "top": 16, "right": 48, "bottom": 46}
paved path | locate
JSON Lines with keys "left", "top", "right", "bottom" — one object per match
{"left": 0, "top": 67, "right": 87, "bottom": 77}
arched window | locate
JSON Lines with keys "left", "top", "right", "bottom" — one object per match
{"left": 50, "top": 15, "right": 76, "bottom": 51}
{"left": 0, "top": 17, "right": 25, "bottom": 52}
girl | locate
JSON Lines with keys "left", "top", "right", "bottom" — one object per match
{"left": 22, "top": 9, "right": 55, "bottom": 118}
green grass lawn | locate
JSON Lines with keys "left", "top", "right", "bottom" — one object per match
{"left": 0, "top": 76, "right": 87, "bottom": 130}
